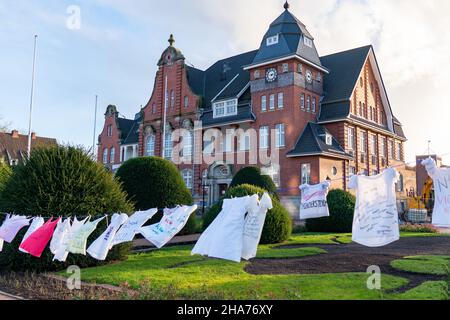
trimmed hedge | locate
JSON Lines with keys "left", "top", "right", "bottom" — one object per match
{"left": 230, "top": 167, "right": 278, "bottom": 199}
{"left": 203, "top": 184, "right": 292, "bottom": 244}
{"left": 305, "top": 189, "right": 356, "bottom": 233}
{"left": 115, "top": 157, "right": 196, "bottom": 235}
{"left": 0, "top": 146, "right": 133, "bottom": 272}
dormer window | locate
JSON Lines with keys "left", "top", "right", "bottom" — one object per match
{"left": 266, "top": 34, "right": 279, "bottom": 46}
{"left": 304, "top": 36, "right": 313, "bottom": 48}
{"left": 282, "top": 63, "right": 289, "bottom": 73}
{"left": 325, "top": 134, "right": 333, "bottom": 146}
{"left": 213, "top": 99, "right": 238, "bottom": 118}
{"left": 297, "top": 64, "right": 303, "bottom": 74}
{"left": 254, "top": 70, "right": 260, "bottom": 79}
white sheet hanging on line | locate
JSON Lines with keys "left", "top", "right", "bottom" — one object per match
{"left": 0, "top": 215, "right": 30, "bottom": 249}
{"left": 67, "top": 216, "right": 105, "bottom": 255}
{"left": 140, "top": 205, "right": 197, "bottom": 249}
{"left": 241, "top": 193, "right": 273, "bottom": 261}
{"left": 192, "top": 195, "right": 259, "bottom": 263}
{"left": 422, "top": 158, "right": 450, "bottom": 228}
{"left": 112, "top": 208, "right": 158, "bottom": 246}
{"left": 299, "top": 181, "right": 331, "bottom": 220}
{"left": 50, "top": 218, "right": 71, "bottom": 255}
{"left": 19, "top": 217, "right": 45, "bottom": 253}
{"left": 53, "top": 217, "right": 89, "bottom": 261}
{"left": 349, "top": 168, "right": 400, "bottom": 247}
{"left": 87, "top": 213, "right": 128, "bottom": 260}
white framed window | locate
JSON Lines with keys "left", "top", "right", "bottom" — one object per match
{"left": 164, "top": 129, "right": 173, "bottom": 160}
{"left": 110, "top": 147, "right": 115, "bottom": 164}
{"left": 107, "top": 125, "right": 113, "bottom": 137}
{"left": 298, "top": 64, "right": 303, "bottom": 74}
{"left": 301, "top": 164, "right": 311, "bottom": 185}
{"left": 312, "top": 97, "right": 316, "bottom": 113}
{"left": 260, "top": 126, "right": 269, "bottom": 149}
{"left": 266, "top": 34, "right": 279, "bottom": 46}
{"left": 183, "top": 130, "right": 193, "bottom": 158}
{"left": 182, "top": 169, "right": 193, "bottom": 190}
{"left": 303, "top": 36, "right": 313, "bottom": 48}
{"left": 145, "top": 134, "right": 155, "bottom": 156}
{"left": 223, "top": 129, "right": 235, "bottom": 153}
{"left": 396, "top": 142, "right": 402, "bottom": 161}
{"left": 380, "top": 137, "right": 386, "bottom": 158}
{"left": 269, "top": 94, "right": 275, "bottom": 110}
{"left": 316, "top": 73, "right": 322, "bottom": 82}
{"left": 388, "top": 140, "right": 394, "bottom": 159}
{"left": 103, "top": 148, "right": 108, "bottom": 164}
{"left": 254, "top": 70, "right": 260, "bottom": 79}
{"left": 370, "top": 135, "right": 377, "bottom": 155}
{"left": 348, "top": 127, "right": 355, "bottom": 151}
{"left": 282, "top": 63, "right": 289, "bottom": 73}
{"left": 261, "top": 95, "right": 267, "bottom": 112}
{"left": 278, "top": 92, "right": 284, "bottom": 109}
{"left": 262, "top": 164, "right": 280, "bottom": 188}
{"left": 276, "top": 124, "right": 285, "bottom": 148}
{"left": 239, "top": 131, "right": 250, "bottom": 151}
{"left": 360, "top": 132, "right": 367, "bottom": 154}
{"left": 213, "top": 99, "right": 237, "bottom": 118}
{"left": 306, "top": 96, "right": 311, "bottom": 112}
{"left": 325, "top": 134, "right": 333, "bottom": 146}
{"left": 184, "top": 96, "right": 189, "bottom": 108}
{"left": 300, "top": 93, "right": 305, "bottom": 109}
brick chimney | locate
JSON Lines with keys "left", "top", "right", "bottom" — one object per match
{"left": 11, "top": 130, "right": 19, "bottom": 139}
{"left": 31, "top": 132, "right": 37, "bottom": 140}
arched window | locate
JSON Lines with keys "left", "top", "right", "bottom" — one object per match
{"left": 145, "top": 134, "right": 155, "bottom": 156}
{"left": 182, "top": 169, "right": 193, "bottom": 190}
{"left": 396, "top": 174, "right": 404, "bottom": 192}
{"left": 170, "top": 90, "right": 175, "bottom": 108}
{"left": 103, "top": 148, "right": 108, "bottom": 164}
{"left": 183, "top": 130, "right": 193, "bottom": 158}
{"left": 184, "top": 96, "right": 189, "bottom": 108}
{"left": 110, "top": 147, "right": 115, "bottom": 164}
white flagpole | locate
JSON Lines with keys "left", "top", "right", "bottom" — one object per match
{"left": 162, "top": 75, "right": 168, "bottom": 158}
{"left": 92, "top": 94, "right": 98, "bottom": 156}
{"left": 27, "top": 35, "right": 38, "bottom": 159}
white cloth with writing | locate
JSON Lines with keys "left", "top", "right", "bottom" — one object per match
{"left": 53, "top": 217, "right": 89, "bottom": 262}
{"left": 50, "top": 218, "right": 71, "bottom": 255}
{"left": 241, "top": 193, "right": 273, "bottom": 261}
{"left": 112, "top": 209, "right": 158, "bottom": 246}
{"left": 422, "top": 158, "right": 450, "bottom": 228}
{"left": 67, "top": 216, "right": 105, "bottom": 255}
{"left": 0, "top": 215, "right": 30, "bottom": 248}
{"left": 19, "top": 217, "right": 45, "bottom": 253}
{"left": 349, "top": 168, "right": 400, "bottom": 247}
{"left": 141, "top": 205, "right": 197, "bottom": 249}
{"left": 87, "top": 213, "right": 128, "bottom": 260}
{"left": 299, "top": 181, "right": 331, "bottom": 220}
{"left": 192, "top": 195, "right": 259, "bottom": 263}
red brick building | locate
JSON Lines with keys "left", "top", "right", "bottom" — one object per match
{"left": 98, "top": 3, "right": 409, "bottom": 215}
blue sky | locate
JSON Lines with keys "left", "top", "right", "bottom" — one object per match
{"left": 1, "top": 0, "right": 449, "bottom": 164}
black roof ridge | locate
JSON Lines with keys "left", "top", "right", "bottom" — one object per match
{"left": 320, "top": 44, "right": 372, "bottom": 59}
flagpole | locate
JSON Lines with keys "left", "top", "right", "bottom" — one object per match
{"left": 92, "top": 94, "right": 98, "bottom": 156}
{"left": 27, "top": 35, "right": 38, "bottom": 159}
{"left": 162, "top": 75, "right": 168, "bottom": 158}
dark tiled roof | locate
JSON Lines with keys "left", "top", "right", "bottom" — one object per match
{"left": 287, "top": 122, "right": 350, "bottom": 159}
{"left": 185, "top": 66, "right": 205, "bottom": 96}
{"left": 0, "top": 131, "right": 57, "bottom": 164}
{"left": 320, "top": 45, "right": 371, "bottom": 104}
{"left": 201, "top": 104, "right": 255, "bottom": 128}
{"left": 318, "top": 101, "right": 351, "bottom": 123}
{"left": 252, "top": 9, "right": 322, "bottom": 67}
{"left": 393, "top": 122, "right": 406, "bottom": 139}
{"left": 117, "top": 118, "right": 139, "bottom": 145}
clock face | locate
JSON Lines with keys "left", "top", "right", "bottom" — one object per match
{"left": 266, "top": 68, "right": 278, "bottom": 83}
{"left": 306, "top": 70, "right": 313, "bottom": 84}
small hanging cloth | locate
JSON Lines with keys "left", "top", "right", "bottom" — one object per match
{"left": 53, "top": 217, "right": 89, "bottom": 262}
{"left": 19, "top": 217, "right": 45, "bottom": 253}
{"left": 299, "top": 181, "right": 331, "bottom": 220}
{"left": 112, "top": 208, "right": 158, "bottom": 246}
{"left": 140, "top": 205, "right": 197, "bottom": 249}
{"left": 66, "top": 216, "right": 105, "bottom": 255}
{"left": 0, "top": 215, "right": 31, "bottom": 247}
{"left": 87, "top": 213, "right": 128, "bottom": 261}
{"left": 19, "top": 217, "right": 61, "bottom": 258}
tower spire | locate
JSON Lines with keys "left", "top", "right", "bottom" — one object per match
{"left": 284, "top": 1, "right": 290, "bottom": 10}
{"left": 168, "top": 34, "right": 175, "bottom": 47}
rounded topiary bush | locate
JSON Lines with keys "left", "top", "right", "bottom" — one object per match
{"left": 305, "top": 189, "right": 356, "bottom": 233}
{"left": 0, "top": 146, "right": 133, "bottom": 272}
{"left": 230, "top": 167, "right": 278, "bottom": 199}
{"left": 115, "top": 157, "right": 196, "bottom": 235}
{"left": 203, "top": 184, "right": 291, "bottom": 244}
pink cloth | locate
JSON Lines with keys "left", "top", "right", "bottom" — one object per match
{"left": 0, "top": 215, "right": 30, "bottom": 243}
{"left": 20, "top": 218, "right": 60, "bottom": 258}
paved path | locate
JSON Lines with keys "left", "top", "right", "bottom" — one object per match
{"left": 0, "top": 290, "right": 22, "bottom": 300}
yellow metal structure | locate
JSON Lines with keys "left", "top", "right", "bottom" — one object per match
{"left": 407, "top": 178, "right": 433, "bottom": 210}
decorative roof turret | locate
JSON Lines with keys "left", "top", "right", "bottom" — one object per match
{"left": 157, "top": 34, "right": 185, "bottom": 66}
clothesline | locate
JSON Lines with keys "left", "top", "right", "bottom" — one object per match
{"left": 278, "top": 152, "right": 450, "bottom": 192}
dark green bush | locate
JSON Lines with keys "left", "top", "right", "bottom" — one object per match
{"left": 115, "top": 157, "right": 196, "bottom": 235}
{"left": 0, "top": 146, "right": 133, "bottom": 272}
{"left": 305, "top": 189, "right": 356, "bottom": 233}
{"left": 230, "top": 167, "right": 278, "bottom": 199}
{"left": 0, "top": 162, "right": 12, "bottom": 205}
{"left": 203, "top": 184, "right": 291, "bottom": 244}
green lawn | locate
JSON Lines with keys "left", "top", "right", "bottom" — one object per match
{"left": 391, "top": 256, "right": 450, "bottom": 276}
{"left": 67, "top": 232, "right": 449, "bottom": 300}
